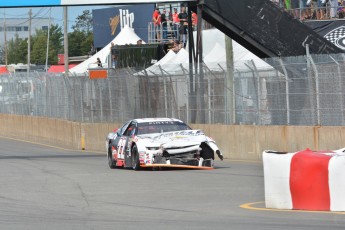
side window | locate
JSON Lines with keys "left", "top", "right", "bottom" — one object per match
{"left": 118, "top": 121, "right": 131, "bottom": 135}
{"left": 123, "top": 122, "right": 136, "bottom": 136}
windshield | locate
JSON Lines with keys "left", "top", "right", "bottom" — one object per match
{"left": 137, "top": 121, "right": 191, "bottom": 135}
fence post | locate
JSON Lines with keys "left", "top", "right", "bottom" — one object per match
{"left": 308, "top": 55, "right": 320, "bottom": 125}
{"left": 329, "top": 55, "right": 344, "bottom": 125}
{"left": 107, "top": 77, "right": 113, "bottom": 122}
{"left": 279, "top": 59, "right": 290, "bottom": 125}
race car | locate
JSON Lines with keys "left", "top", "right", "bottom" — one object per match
{"left": 106, "top": 118, "right": 223, "bottom": 170}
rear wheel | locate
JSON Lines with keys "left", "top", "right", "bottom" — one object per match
{"left": 131, "top": 145, "right": 140, "bottom": 171}
{"left": 108, "top": 147, "right": 116, "bottom": 169}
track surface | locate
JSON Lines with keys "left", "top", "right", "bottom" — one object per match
{"left": 1, "top": 137, "right": 345, "bottom": 230}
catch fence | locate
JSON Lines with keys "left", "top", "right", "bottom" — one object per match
{"left": 1, "top": 53, "right": 345, "bottom": 126}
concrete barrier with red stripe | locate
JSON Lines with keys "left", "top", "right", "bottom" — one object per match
{"left": 263, "top": 148, "right": 345, "bottom": 211}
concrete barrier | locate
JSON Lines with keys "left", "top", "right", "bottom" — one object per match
{"left": 264, "top": 148, "right": 345, "bottom": 211}
{"left": 0, "top": 114, "right": 344, "bottom": 161}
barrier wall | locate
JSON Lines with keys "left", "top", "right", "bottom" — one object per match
{"left": 0, "top": 114, "right": 344, "bottom": 161}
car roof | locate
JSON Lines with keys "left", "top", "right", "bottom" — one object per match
{"left": 133, "top": 118, "right": 184, "bottom": 124}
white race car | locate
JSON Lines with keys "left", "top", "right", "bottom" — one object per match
{"left": 106, "top": 118, "right": 223, "bottom": 170}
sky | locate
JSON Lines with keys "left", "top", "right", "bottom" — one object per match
{"left": 0, "top": 5, "right": 111, "bottom": 31}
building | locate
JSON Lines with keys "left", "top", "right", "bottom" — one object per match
{"left": 0, "top": 17, "right": 51, "bottom": 47}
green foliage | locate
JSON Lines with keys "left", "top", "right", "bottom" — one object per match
{"left": 31, "top": 24, "right": 63, "bottom": 65}
{"left": 5, "top": 10, "right": 93, "bottom": 65}
{"left": 7, "top": 34, "right": 27, "bottom": 64}
{"left": 6, "top": 24, "right": 63, "bottom": 65}
{"left": 72, "top": 10, "right": 93, "bottom": 33}
{"left": 68, "top": 30, "right": 93, "bottom": 56}
{"left": 69, "top": 10, "right": 94, "bottom": 56}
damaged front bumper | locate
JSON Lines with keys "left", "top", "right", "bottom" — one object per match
{"left": 139, "top": 144, "right": 215, "bottom": 169}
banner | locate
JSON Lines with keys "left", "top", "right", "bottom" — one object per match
{"left": 0, "top": 0, "right": 189, "bottom": 7}
{"left": 93, "top": 4, "right": 153, "bottom": 48}
{"left": 304, "top": 20, "right": 345, "bottom": 50}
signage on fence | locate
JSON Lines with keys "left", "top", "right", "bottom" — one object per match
{"left": 304, "top": 20, "right": 345, "bottom": 50}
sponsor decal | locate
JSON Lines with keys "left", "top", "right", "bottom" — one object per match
{"left": 324, "top": 26, "right": 345, "bottom": 50}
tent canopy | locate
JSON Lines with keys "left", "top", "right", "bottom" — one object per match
{"left": 69, "top": 25, "right": 144, "bottom": 74}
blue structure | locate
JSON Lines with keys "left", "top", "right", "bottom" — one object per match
{"left": 92, "top": 4, "right": 154, "bottom": 48}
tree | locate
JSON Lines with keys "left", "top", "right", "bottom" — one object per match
{"left": 31, "top": 24, "right": 63, "bottom": 65}
{"left": 69, "top": 10, "right": 94, "bottom": 56}
{"left": 72, "top": 10, "right": 93, "bottom": 33}
{"left": 7, "top": 34, "right": 27, "bottom": 64}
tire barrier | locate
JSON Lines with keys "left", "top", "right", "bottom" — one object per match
{"left": 263, "top": 148, "right": 345, "bottom": 211}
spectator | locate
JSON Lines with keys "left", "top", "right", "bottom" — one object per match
{"left": 137, "top": 39, "right": 143, "bottom": 45}
{"left": 290, "top": 0, "right": 299, "bottom": 18}
{"left": 329, "top": 0, "right": 338, "bottom": 18}
{"left": 320, "top": 0, "right": 330, "bottom": 19}
{"left": 161, "top": 9, "right": 168, "bottom": 40}
{"left": 192, "top": 11, "right": 198, "bottom": 31}
{"left": 178, "top": 6, "right": 188, "bottom": 48}
{"left": 168, "top": 40, "right": 182, "bottom": 53}
{"left": 172, "top": 8, "right": 180, "bottom": 39}
{"left": 338, "top": 0, "right": 345, "bottom": 18}
{"left": 110, "top": 42, "right": 117, "bottom": 68}
{"left": 88, "top": 43, "right": 96, "bottom": 57}
{"left": 152, "top": 8, "right": 161, "bottom": 42}
{"left": 307, "top": 0, "right": 320, "bottom": 19}
{"left": 95, "top": 57, "right": 102, "bottom": 68}
{"left": 299, "top": 0, "right": 311, "bottom": 19}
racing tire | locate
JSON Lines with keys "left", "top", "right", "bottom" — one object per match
{"left": 131, "top": 145, "right": 141, "bottom": 171}
{"left": 108, "top": 147, "right": 117, "bottom": 169}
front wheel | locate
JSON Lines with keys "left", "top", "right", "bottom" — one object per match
{"left": 131, "top": 145, "right": 140, "bottom": 171}
{"left": 108, "top": 147, "right": 116, "bottom": 169}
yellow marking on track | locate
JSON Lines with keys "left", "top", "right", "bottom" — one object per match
{"left": 0, "top": 135, "right": 103, "bottom": 154}
{"left": 240, "top": 202, "right": 345, "bottom": 214}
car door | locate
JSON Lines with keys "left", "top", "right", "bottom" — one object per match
{"left": 110, "top": 121, "right": 131, "bottom": 164}
{"left": 112, "top": 121, "right": 137, "bottom": 167}
{"left": 122, "top": 122, "right": 138, "bottom": 167}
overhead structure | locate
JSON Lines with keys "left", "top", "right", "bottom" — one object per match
{"left": 198, "top": 0, "right": 343, "bottom": 58}
{"left": 0, "top": 0, "right": 194, "bottom": 7}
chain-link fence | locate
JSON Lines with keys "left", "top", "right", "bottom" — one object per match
{"left": 1, "top": 52, "right": 345, "bottom": 126}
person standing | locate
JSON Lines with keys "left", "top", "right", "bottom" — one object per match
{"left": 152, "top": 8, "right": 161, "bottom": 42}
{"left": 161, "top": 9, "right": 168, "bottom": 40}
{"left": 172, "top": 8, "right": 180, "bottom": 39}
{"left": 191, "top": 11, "right": 198, "bottom": 31}
{"left": 329, "top": 0, "right": 338, "bottom": 18}
{"left": 178, "top": 6, "right": 188, "bottom": 48}
{"left": 95, "top": 57, "right": 102, "bottom": 68}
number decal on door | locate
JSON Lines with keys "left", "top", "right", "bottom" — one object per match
{"left": 117, "top": 138, "right": 126, "bottom": 159}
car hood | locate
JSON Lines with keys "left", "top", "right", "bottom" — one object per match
{"left": 138, "top": 130, "right": 207, "bottom": 148}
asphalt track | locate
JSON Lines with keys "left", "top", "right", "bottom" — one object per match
{"left": 1, "top": 137, "right": 345, "bottom": 230}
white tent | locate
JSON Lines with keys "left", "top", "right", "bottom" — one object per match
{"left": 69, "top": 25, "right": 144, "bottom": 75}
{"left": 192, "top": 29, "right": 273, "bottom": 71}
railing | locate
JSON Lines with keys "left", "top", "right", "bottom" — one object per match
{"left": 148, "top": 21, "right": 180, "bottom": 44}
{"left": 271, "top": 0, "right": 345, "bottom": 21}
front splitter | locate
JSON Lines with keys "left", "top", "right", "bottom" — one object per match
{"left": 140, "top": 164, "right": 214, "bottom": 170}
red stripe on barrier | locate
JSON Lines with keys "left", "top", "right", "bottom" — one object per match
{"left": 290, "top": 149, "right": 332, "bottom": 211}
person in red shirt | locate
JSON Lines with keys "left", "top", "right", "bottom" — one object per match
{"left": 172, "top": 8, "right": 180, "bottom": 39}
{"left": 192, "top": 11, "right": 197, "bottom": 31}
{"left": 152, "top": 8, "right": 161, "bottom": 41}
